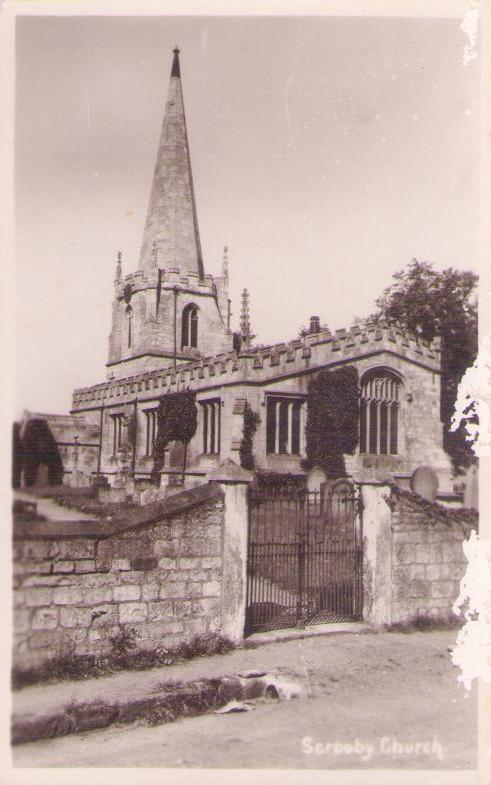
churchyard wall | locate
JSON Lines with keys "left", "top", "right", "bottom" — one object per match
{"left": 12, "top": 484, "right": 233, "bottom": 671}
{"left": 362, "top": 483, "right": 477, "bottom": 627}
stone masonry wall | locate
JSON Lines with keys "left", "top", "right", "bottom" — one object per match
{"left": 13, "top": 492, "right": 225, "bottom": 672}
{"left": 390, "top": 492, "right": 476, "bottom": 624}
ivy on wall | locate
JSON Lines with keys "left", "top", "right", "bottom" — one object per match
{"left": 153, "top": 391, "right": 198, "bottom": 483}
{"left": 303, "top": 366, "right": 359, "bottom": 478}
{"left": 239, "top": 403, "right": 261, "bottom": 471}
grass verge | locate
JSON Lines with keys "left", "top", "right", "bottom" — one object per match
{"left": 12, "top": 632, "right": 236, "bottom": 691}
{"left": 12, "top": 674, "right": 268, "bottom": 745}
{"left": 387, "top": 613, "right": 463, "bottom": 634}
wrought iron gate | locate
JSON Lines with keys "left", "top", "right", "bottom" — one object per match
{"left": 245, "top": 480, "right": 363, "bottom": 634}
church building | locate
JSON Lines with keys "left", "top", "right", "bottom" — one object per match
{"left": 26, "top": 49, "right": 454, "bottom": 493}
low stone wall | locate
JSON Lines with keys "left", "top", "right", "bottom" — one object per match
{"left": 390, "top": 490, "right": 476, "bottom": 624}
{"left": 13, "top": 484, "right": 227, "bottom": 671}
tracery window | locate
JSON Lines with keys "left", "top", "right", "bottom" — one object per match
{"left": 201, "top": 399, "right": 221, "bottom": 454}
{"left": 143, "top": 408, "right": 158, "bottom": 457}
{"left": 359, "top": 370, "right": 400, "bottom": 455}
{"left": 111, "top": 413, "right": 125, "bottom": 456}
{"left": 266, "top": 396, "right": 305, "bottom": 455}
{"left": 182, "top": 304, "right": 198, "bottom": 349}
{"left": 126, "top": 305, "right": 133, "bottom": 349}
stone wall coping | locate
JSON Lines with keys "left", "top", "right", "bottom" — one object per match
{"left": 13, "top": 482, "right": 223, "bottom": 541}
{"left": 390, "top": 486, "right": 478, "bottom": 531}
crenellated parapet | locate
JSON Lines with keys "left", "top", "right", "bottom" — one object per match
{"left": 114, "top": 266, "right": 217, "bottom": 302}
{"left": 72, "top": 321, "right": 441, "bottom": 411}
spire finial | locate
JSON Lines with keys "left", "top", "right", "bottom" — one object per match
{"left": 171, "top": 46, "right": 181, "bottom": 78}
{"left": 115, "top": 250, "right": 122, "bottom": 284}
{"left": 222, "top": 245, "right": 229, "bottom": 278}
{"left": 240, "top": 288, "right": 255, "bottom": 349}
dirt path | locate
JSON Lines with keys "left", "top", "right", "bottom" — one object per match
{"left": 13, "top": 630, "right": 477, "bottom": 769}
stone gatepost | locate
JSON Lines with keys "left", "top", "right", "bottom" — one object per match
{"left": 359, "top": 481, "right": 393, "bottom": 628}
{"left": 208, "top": 459, "right": 253, "bottom": 643}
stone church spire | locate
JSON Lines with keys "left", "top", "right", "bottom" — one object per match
{"left": 138, "top": 47, "right": 205, "bottom": 279}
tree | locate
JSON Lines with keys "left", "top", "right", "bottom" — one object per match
{"left": 153, "top": 391, "right": 198, "bottom": 484}
{"left": 304, "top": 366, "right": 359, "bottom": 478}
{"left": 375, "top": 259, "right": 478, "bottom": 472}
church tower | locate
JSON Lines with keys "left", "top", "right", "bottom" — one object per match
{"left": 107, "top": 48, "right": 233, "bottom": 380}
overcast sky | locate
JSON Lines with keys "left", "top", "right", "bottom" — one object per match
{"left": 15, "top": 14, "right": 481, "bottom": 417}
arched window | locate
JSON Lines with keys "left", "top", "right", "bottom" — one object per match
{"left": 359, "top": 369, "right": 401, "bottom": 455}
{"left": 125, "top": 305, "right": 133, "bottom": 349}
{"left": 181, "top": 304, "right": 198, "bottom": 349}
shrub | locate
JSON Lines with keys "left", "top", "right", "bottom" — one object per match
{"left": 153, "top": 390, "right": 197, "bottom": 482}
{"left": 239, "top": 403, "right": 261, "bottom": 471}
{"left": 255, "top": 471, "right": 306, "bottom": 494}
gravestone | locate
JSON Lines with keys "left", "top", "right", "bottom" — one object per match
{"left": 410, "top": 466, "right": 439, "bottom": 503}
{"left": 306, "top": 467, "right": 327, "bottom": 492}
{"left": 463, "top": 465, "right": 478, "bottom": 511}
{"left": 69, "top": 469, "right": 91, "bottom": 488}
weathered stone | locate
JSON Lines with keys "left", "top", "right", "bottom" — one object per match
{"left": 14, "top": 610, "right": 31, "bottom": 634}
{"left": 113, "top": 584, "right": 141, "bottom": 602}
{"left": 24, "top": 588, "right": 53, "bottom": 607}
{"left": 391, "top": 566, "right": 410, "bottom": 584}
{"left": 21, "top": 574, "right": 74, "bottom": 587}
{"left": 174, "top": 599, "right": 193, "bottom": 617}
{"left": 59, "top": 606, "right": 93, "bottom": 628}
{"left": 425, "top": 564, "right": 441, "bottom": 581}
{"left": 83, "top": 587, "right": 113, "bottom": 605}
{"left": 13, "top": 561, "right": 52, "bottom": 576}
{"left": 119, "top": 603, "right": 148, "bottom": 623}
{"left": 179, "top": 557, "right": 201, "bottom": 569}
{"left": 443, "top": 542, "right": 465, "bottom": 563}
{"left": 53, "top": 561, "right": 75, "bottom": 573}
{"left": 158, "top": 557, "right": 178, "bottom": 569}
{"left": 90, "top": 604, "right": 118, "bottom": 628}
{"left": 409, "top": 564, "right": 425, "bottom": 580}
{"left": 74, "top": 560, "right": 97, "bottom": 574}
{"left": 119, "top": 570, "right": 146, "bottom": 585}
{"left": 53, "top": 586, "right": 84, "bottom": 606}
{"left": 185, "top": 583, "right": 202, "bottom": 598}
{"left": 180, "top": 537, "right": 221, "bottom": 557}
{"left": 202, "top": 580, "right": 221, "bottom": 597}
{"left": 106, "top": 557, "right": 130, "bottom": 572}
{"left": 141, "top": 583, "right": 159, "bottom": 601}
{"left": 154, "top": 541, "right": 179, "bottom": 558}
{"left": 159, "top": 582, "right": 186, "bottom": 599}
{"left": 414, "top": 545, "right": 432, "bottom": 564}
{"left": 58, "top": 540, "right": 96, "bottom": 560}
{"left": 32, "top": 607, "right": 59, "bottom": 631}
{"left": 21, "top": 541, "right": 51, "bottom": 560}
{"left": 147, "top": 601, "right": 174, "bottom": 621}
{"left": 131, "top": 557, "right": 158, "bottom": 571}
{"left": 13, "top": 590, "right": 25, "bottom": 608}
{"left": 30, "top": 631, "right": 63, "bottom": 649}
{"left": 431, "top": 581, "right": 456, "bottom": 599}
{"left": 188, "top": 570, "right": 208, "bottom": 582}
{"left": 192, "top": 597, "right": 221, "bottom": 615}
{"left": 199, "top": 557, "right": 222, "bottom": 569}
